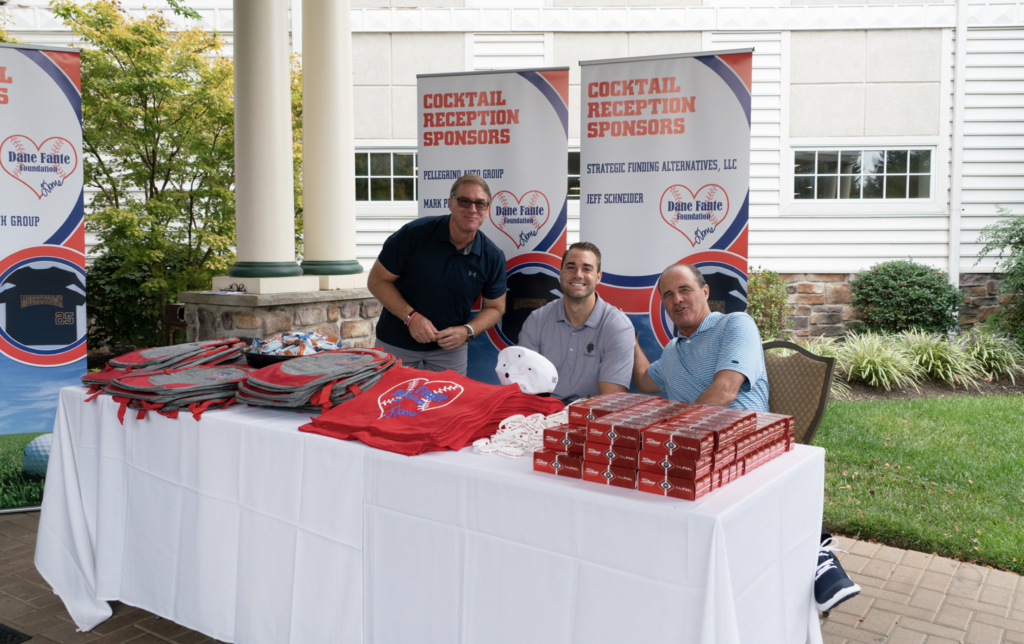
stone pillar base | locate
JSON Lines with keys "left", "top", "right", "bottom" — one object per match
{"left": 178, "top": 288, "right": 381, "bottom": 346}
{"left": 212, "top": 275, "right": 320, "bottom": 295}
{"left": 318, "top": 273, "right": 369, "bottom": 290}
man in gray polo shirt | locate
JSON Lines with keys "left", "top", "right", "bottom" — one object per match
{"left": 518, "top": 242, "right": 635, "bottom": 403}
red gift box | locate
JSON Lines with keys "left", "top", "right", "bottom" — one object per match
{"left": 637, "top": 471, "right": 713, "bottom": 501}
{"left": 567, "top": 393, "right": 653, "bottom": 426}
{"left": 585, "top": 416, "right": 654, "bottom": 450}
{"left": 712, "top": 443, "right": 737, "bottom": 471}
{"left": 655, "top": 409, "right": 755, "bottom": 450}
{"left": 533, "top": 450, "right": 583, "bottom": 478}
{"left": 637, "top": 450, "right": 712, "bottom": 480}
{"left": 583, "top": 442, "right": 640, "bottom": 469}
{"left": 543, "top": 426, "right": 586, "bottom": 454}
{"left": 755, "top": 411, "right": 794, "bottom": 433}
{"left": 582, "top": 462, "right": 638, "bottom": 489}
{"left": 640, "top": 426, "right": 715, "bottom": 459}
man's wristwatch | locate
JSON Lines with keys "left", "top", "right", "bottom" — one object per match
{"left": 463, "top": 324, "right": 475, "bottom": 343}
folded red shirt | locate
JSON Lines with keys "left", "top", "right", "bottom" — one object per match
{"left": 300, "top": 366, "right": 564, "bottom": 455}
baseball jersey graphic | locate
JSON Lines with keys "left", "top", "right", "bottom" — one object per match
{"left": 0, "top": 265, "right": 84, "bottom": 345}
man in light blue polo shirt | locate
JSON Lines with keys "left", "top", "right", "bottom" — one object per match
{"left": 632, "top": 263, "right": 861, "bottom": 614}
{"left": 631, "top": 263, "right": 768, "bottom": 410}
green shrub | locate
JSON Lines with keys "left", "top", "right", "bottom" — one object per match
{"left": 976, "top": 207, "right": 1024, "bottom": 344}
{"left": 746, "top": 267, "right": 791, "bottom": 341}
{"left": 850, "top": 260, "right": 962, "bottom": 334}
{"left": 961, "top": 328, "right": 1024, "bottom": 384}
{"left": 86, "top": 252, "right": 162, "bottom": 349}
{"left": 901, "top": 329, "right": 980, "bottom": 390}
{"left": 841, "top": 332, "right": 923, "bottom": 391}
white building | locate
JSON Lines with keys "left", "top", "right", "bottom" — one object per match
{"left": 6, "top": 0, "right": 1022, "bottom": 330}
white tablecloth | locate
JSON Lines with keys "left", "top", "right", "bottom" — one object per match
{"left": 36, "top": 387, "right": 825, "bottom": 644}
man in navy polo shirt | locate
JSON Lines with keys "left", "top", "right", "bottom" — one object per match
{"left": 631, "top": 263, "right": 861, "bottom": 614}
{"left": 368, "top": 174, "right": 507, "bottom": 375}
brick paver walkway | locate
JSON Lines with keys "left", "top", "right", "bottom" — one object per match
{"left": 0, "top": 512, "right": 219, "bottom": 644}
{"left": 0, "top": 510, "right": 1019, "bottom": 643}
{"left": 824, "top": 535, "right": 1024, "bottom": 644}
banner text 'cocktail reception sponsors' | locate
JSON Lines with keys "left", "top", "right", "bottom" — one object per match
{"left": 0, "top": 43, "right": 86, "bottom": 436}
{"left": 580, "top": 50, "right": 753, "bottom": 348}
{"left": 417, "top": 68, "right": 569, "bottom": 383}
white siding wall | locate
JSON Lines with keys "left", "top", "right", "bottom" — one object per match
{"left": 960, "top": 27, "right": 1024, "bottom": 272}
{"left": 766, "top": 27, "right": 953, "bottom": 274}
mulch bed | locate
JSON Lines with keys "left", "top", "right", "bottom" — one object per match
{"left": 843, "top": 376, "right": 1024, "bottom": 402}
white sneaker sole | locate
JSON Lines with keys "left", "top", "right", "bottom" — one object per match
{"left": 818, "top": 581, "right": 861, "bottom": 612}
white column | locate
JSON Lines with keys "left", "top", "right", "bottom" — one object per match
{"left": 228, "top": 0, "right": 302, "bottom": 278}
{"left": 299, "top": 0, "right": 365, "bottom": 281}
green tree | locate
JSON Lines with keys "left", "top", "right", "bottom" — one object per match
{"left": 53, "top": 0, "right": 236, "bottom": 346}
{"left": 746, "top": 267, "right": 791, "bottom": 341}
{"left": 975, "top": 206, "right": 1024, "bottom": 343}
{"left": 291, "top": 54, "right": 305, "bottom": 257}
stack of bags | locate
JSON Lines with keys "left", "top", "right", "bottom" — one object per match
{"left": 533, "top": 393, "right": 795, "bottom": 501}
{"left": 109, "top": 338, "right": 245, "bottom": 370}
{"left": 236, "top": 348, "right": 399, "bottom": 413}
{"left": 82, "top": 338, "right": 247, "bottom": 397}
{"left": 101, "top": 364, "right": 253, "bottom": 422}
{"left": 300, "top": 366, "right": 566, "bottom": 455}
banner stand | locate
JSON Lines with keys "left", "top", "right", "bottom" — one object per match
{"left": 417, "top": 67, "right": 570, "bottom": 383}
{"left": 579, "top": 49, "right": 753, "bottom": 352}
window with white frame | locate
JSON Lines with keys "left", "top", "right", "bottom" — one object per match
{"left": 355, "top": 152, "right": 418, "bottom": 202}
{"left": 793, "top": 149, "right": 933, "bottom": 200}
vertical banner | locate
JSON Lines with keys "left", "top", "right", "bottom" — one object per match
{"left": 0, "top": 44, "right": 86, "bottom": 438}
{"left": 580, "top": 50, "right": 752, "bottom": 355}
{"left": 417, "top": 68, "right": 569, "bottom": 383}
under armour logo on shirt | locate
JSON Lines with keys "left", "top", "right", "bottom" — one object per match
{"left": 468, "top": 271, "right": 478, "bottom": 277}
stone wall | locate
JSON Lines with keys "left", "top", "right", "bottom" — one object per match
{"left": 959, "top": 273, "right": 1011, "bottom": 327}
{"left": 178, "top": 289, "right": 381, "bottom": 348}
{"left": 781, "top": 273, "right": 860, "bottom": 337}
{"left": 781, "top": 272, "right": 1007, "bottom": 338}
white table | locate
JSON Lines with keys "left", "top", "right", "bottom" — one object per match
{"left": 36, "top": 387, "right": 826, "bottom": 644}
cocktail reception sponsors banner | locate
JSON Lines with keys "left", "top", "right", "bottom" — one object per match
{"left": 580, "top": 50, "right": 752, "bottom": 353}
{"left": 0, "top": 44, "right": 86, "bottom": 436}
{"left": 417, "top": 68, "right": 569, "bottom": 383}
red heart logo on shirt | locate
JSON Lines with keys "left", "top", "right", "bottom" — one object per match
{"left": 377, "top": 378, "right": 465, "bottom": 419}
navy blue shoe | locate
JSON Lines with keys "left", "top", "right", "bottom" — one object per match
{"left": 815, "top": 538, "right": 861, "bottom": 612}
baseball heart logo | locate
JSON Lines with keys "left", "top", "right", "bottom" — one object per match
{"left": 490, "top": 190, "right": 550, "bottom": 250}
{"left": 1, "top": 135, "right": 78, "bottom": 199}
{"left": 659, "top": 184, "right": 730, "bottom": 248}
{"left": 377, "top": 377, "right": 464, "bottom": 419}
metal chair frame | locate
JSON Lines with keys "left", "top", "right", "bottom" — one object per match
{"left": 762, "top": 340, "right": 837, "bottom": 445}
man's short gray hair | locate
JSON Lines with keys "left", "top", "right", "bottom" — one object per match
{"left": 449, "top": 173, "right": 492, "bottom": 202}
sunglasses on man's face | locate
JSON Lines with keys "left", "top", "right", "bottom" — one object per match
{"left": 455, "top": 196, "right": 490, "bottom": 211}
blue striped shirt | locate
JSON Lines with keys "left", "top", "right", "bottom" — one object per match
{"left": 648, "top": 312, "right": 769, "bottom": 412}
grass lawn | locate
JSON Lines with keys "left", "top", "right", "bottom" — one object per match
{"left": 0, "top": 433, "right": 46, "bottom": 509}
{"left": 816, "top": 396, "right": 1024, "bottom": 574}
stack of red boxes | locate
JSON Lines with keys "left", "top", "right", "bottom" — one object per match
{"left": 533, "top": 393, "right": 796, "bottom": 501}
